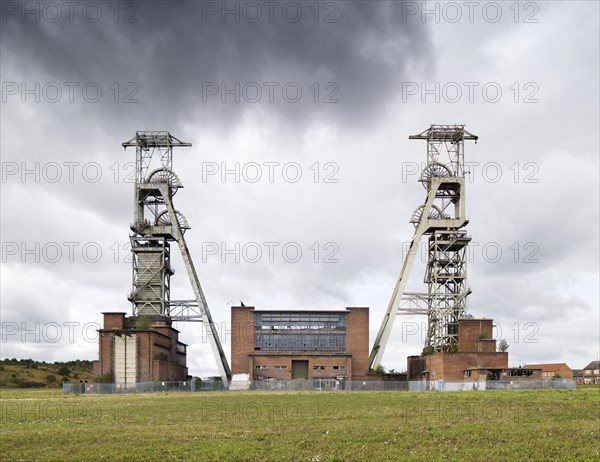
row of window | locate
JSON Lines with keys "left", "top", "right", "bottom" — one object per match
{"left": 254, "top": 365, "right": 346, "bottom": 370}
{"left": 254, "top": 313, "right": 346, "bottom": 332}
{"left": 254, "top": 333, "right": 346, "bottom": 352}
{"left": 255, "top": 312, "right": 346, "bottom": 324}
{"left": 464, "top": 369, "right": 535, "bottom": 377}
{"left": 254, "top": 313, "right": 347, "bottom": 352}
{"left": 509, "top": 369, "right": 534, "bottom": 377}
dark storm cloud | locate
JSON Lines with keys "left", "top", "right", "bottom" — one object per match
{"left": 1, "top": 0, "right": 433, "bottom": 130}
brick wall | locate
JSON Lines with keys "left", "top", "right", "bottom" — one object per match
{"left": 102, "top": 312, "right": 127, "bottom": 330}
{"left": 458, "top": 319, "right": 494, "bottom": 352}
{"left": 345, "top": 307, "right": 370, "bottom": 380}
{"left": 557, "top": 364, "right": 574, "bottom": 379}
{"left": 250, "top": 354, "right": 352, "bottom": 380}
{"left": 230, "top": 306, "right": 371, "bottom": 381}
{"left": 231, "top": 306, "right": 255, "bottom": 375}
{"left": 478, "top": 339, "right": 497, "bottom": 352}
{"left": 95, "top": 313, "right": 188, "bottom": 382}
{"left": 408, "top": 352, "right": 508, "bottom": 381}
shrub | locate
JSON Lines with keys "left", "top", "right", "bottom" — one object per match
{"left": 19, "top": 381, "right": 46, "bottom": 388}
{"left": 58, "top": 366, "right": 70, "bottom": 376}
{"left": 135, "top": 316, "right": 152, "bottom": 330}
{"left": 372, "top": 365, "right": 385, "bottom": 376}
{"left": 498, "top": 338, "right": 509, "bottom": 352}
{"left": 422, "top": 346, "right": 435, "bottom": 356}
{"left": 94, "top": 371, "right": 115, "bottom": 383}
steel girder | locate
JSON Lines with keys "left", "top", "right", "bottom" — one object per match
{"left": 369, "top": 125, "right": 477, "bottom": 370}
{"left": 124, "top": 132, "right": 232, "bottom": 383}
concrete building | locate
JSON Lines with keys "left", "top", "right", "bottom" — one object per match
{"left": 93, "top": 312, "right": 188, "bottom": 384}
{"left": 407, "top": 318, "right": 508, "bottom": 382}
{"left": 523, "top": 363, "right": 573, "bottom": 380}
{"left": 231, "top": 306, "right": 372, "bottom": 383}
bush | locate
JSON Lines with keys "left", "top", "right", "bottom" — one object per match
{"left": 498, "top": 338, "right": 509, "bottom": 352}
{"left": 94, "top": 371, "right": 115, "bottom": 383}
{"left": 46, "top": 374, "right": 56, "bottom": 382}
{"left": 422, "top": 346, "right": 435, "bottom": 356}
{"left": 372, "top": 365, "right": 385, "bottom": 376}
{"left": 135, "top": 316, "right": 152, "bottom": 330}
{"left": 19, "top": 381, "right": 46, "bottom": 388}
{"left": 58, "top": 366, "right": 70, "bottom": 376}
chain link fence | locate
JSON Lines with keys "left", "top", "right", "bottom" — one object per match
{"left": 63, "top": 378, "right": 576, "bottom": 394}
{"left": 63, "top": 379, "right": 226, "bottom": 394}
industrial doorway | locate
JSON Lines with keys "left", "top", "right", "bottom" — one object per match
{"left": 292, "top": 360, "right": 309, "bottom": 379}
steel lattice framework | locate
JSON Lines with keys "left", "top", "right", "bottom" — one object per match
{"left": 123, "top": 132, "right": 231, "bottom": 383}
{"left": 369, "top": 125, "right": 478, "bottom": 369}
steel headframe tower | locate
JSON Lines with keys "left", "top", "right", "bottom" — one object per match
{"left": 369, "top": 124, "right": 478, "bottom": 369}
{"left": 122, "top": 131, "right": 232, "bottom": 383}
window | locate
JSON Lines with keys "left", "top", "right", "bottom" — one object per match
{"left": 274, "top": 365, "right": 287, "bottom": 370}
{"left": 333, "top": 365, "right": 346, "bottom": 370}
{"left": 313, "top": 366, "right": 325, "bottom": 370}
{"left": 464, "top": 370, "right": 472, "bottom": 377}
{"left": 510, "top": 369, "right": 533, "bottom": 377}
{"left": 254, "top": 312, "right": 347, "bottom": 352}
{"left": 254, "top": 365, "right": 268, "bottom": 370}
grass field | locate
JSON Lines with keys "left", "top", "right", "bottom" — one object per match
{"left": 0, "top": 361, "right": 94, "bottom": 389}
{"left": 1, "top": 387, "right": 599, "bottom": 461}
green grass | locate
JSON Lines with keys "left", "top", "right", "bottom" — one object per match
{"left": 1, "top": 387, "right": 599, "bottom": 461}
{"left": 0, "top": 362, "right": 94, "bottom": 389}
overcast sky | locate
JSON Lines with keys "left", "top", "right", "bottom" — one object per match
{"left": 1, "top": 0, "right": 598, "bottom": 376}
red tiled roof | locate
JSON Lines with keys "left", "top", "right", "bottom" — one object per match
{"left": 523, "top": 363, "right": 570, "bottom": 372}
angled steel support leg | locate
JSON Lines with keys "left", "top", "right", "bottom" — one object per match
{"left": 368, "top": 184, "right": 440, "bottom": 369}
{"left": 162, "top": 186, "right": 232, "bottom": 383}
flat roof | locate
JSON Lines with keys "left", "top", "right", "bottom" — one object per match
{"left": 250, "top": 352, "right": 352, "bottom": 356}
{"left": 464, "top": 367, "right": 542, "bottom": 371}
{"left": 233, "top": 306, "right": 367, "bottom": 312}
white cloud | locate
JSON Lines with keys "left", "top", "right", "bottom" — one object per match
{"left": 1, "top": 1, "right": 598, "bottom": 376}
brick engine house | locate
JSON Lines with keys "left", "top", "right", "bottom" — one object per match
{"left": 93, "top": 313, "right": 188, "bottom": 384}
{"left": 231, "top": 306, "right": 371, "bottom": 384}
{"left": 407, "top": 318, "right": 507, "bottom": 382}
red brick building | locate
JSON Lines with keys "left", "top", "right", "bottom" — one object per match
{"left": 581, "top": 361, "right": 600, "bottom": 384}
{"left": 407, "top": 318, "right": 508, "bottom": 382}
{"left": 523, "top": 363, "right": 573, "bottom": 380}
{"left": 231, "top": 306, "right": 371, "bottom": 383}
{"left": 93, "top": 312, "right": 188, "bottom": 384}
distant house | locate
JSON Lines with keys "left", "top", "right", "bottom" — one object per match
{"left": 573, "top": 369, "right": 584, "bottom": 384}
{"left": 523, "top": 363, "right": 573, "bottom": 380}
{"left": 581, "top": 361, "right": 600, "bottom": 384}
